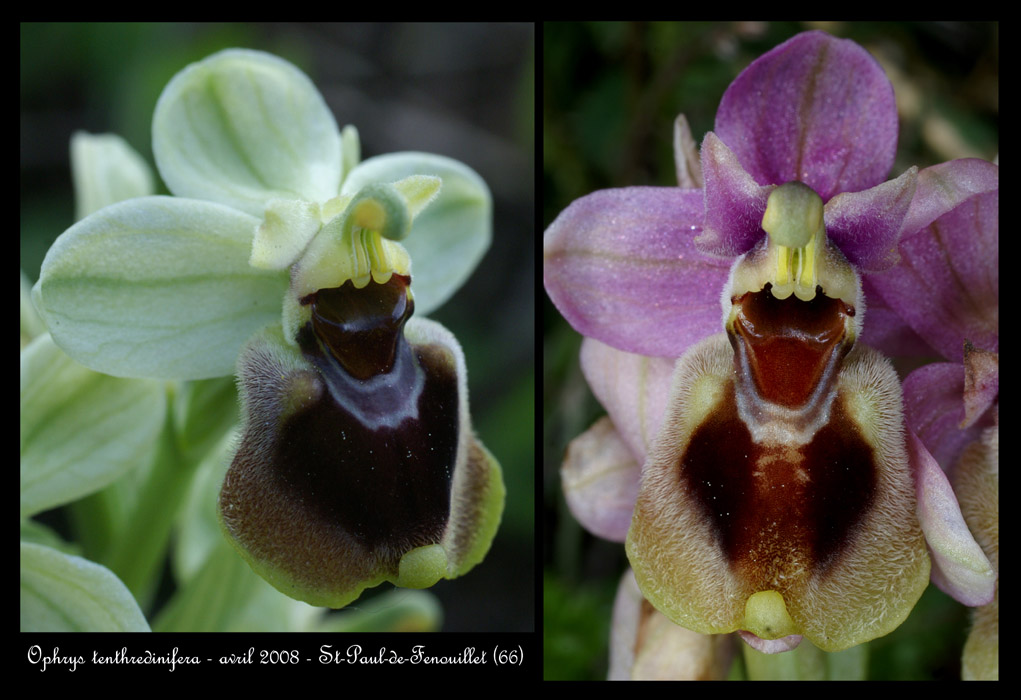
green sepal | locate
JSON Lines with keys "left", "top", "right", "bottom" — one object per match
{"left": 71, "top": 131, "right": 155, "bottom": 220}
{"left": 32, "top": 196, "right": 288, "bottom": 380}
{"left": 152, "top": 48, "right": 342, "bottom": 217}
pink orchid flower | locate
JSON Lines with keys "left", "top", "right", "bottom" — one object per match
{"left": 545, "top": 30, "right": 997, "bottom": 658}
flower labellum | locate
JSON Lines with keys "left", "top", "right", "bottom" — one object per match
{"left": 626, "top": 183, "right": 930, "bottom": 652}
{"left": 219, "top": 184, "right": 504, "bottom": 608}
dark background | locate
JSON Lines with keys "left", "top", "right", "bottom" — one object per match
{"left": 543, "top": 21, "right": 997, "bottom": 679}
{"left": 21, "top": 22, "right": 535, "bottom": 633}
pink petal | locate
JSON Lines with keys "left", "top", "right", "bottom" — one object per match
{"left": 899, "top": 159, "right": 999, "bottom": 240}
{"left": 868, "top": 190, "right": 998, "bottom": 362}
{"left": 902, "top": 363, "right": 982, "bottom": 471}
{"left": 561, "top": 417, "right": 641, "bottom": 542}
{"left": 858, "top": 277, "right": 937, "bottom": 357}
{"left": 824, "top": 167, "right": 917, "bottom": 272}
{"left": 909, "top": 429, "right": 996, "bottom": 606}
{"left": 580, "top": 337, "right": 676, "bottom": 464}
{"left": 714, "top": 30, "right": 898, "bottom": 201}
{"left": 674, "top": 114, "right": 704, "bottom": 189}
{"left": 696, "top": 131, "right": 773, "bottom": 257}
{"left": 544, "top": 186, "right": 729, "bottom": 357}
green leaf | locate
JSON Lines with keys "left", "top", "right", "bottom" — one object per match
{"left": 33, "top": 196, "right": 288, "bottom": 379}
{"left": 20, "top": 541, "right": 150, "bottom": 632}
{"left": 20, "top": 519, "right": 83, "bottom": 557}
{"left": 342, "top": 153, "right": 492, "bottom": 315}
{"left": 173, "top": 376, "right": 238, "bottom": 464}
{"left": 154, "top": 538, "right": 318, "bottom": 632}
{"left": 173, "top": 428, "right": 236, "bottom": 584}
{"left": 152, "top": 538, "right": 261, "bottom": 632}
{"left": 20, "top": 333, "right": 166, "bottom": 519}
{"left": 152, "top": 49, "right": 342, "bottom": 217}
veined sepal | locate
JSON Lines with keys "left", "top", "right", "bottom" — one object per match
{"left": 626, "top": 333, "right": 930, "bottom": 652}
{"left": 151, "top": 48, "right": 343, "bottom": 218}
{"left": 31, "top": 195, "right": 289, "bottom": 380}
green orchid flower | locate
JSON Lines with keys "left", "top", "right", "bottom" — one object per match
{"left": 32, "top": 48, "right": 504, "bottom": 610}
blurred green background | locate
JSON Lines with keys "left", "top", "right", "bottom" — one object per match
{"left": 543, "top": 21, "right": 997, "bottom": 678}
{"left": 21, "top": 22, "right": 535, "bottom": 632}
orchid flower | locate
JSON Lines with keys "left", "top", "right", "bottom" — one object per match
{"left": 544, "top": 30, "right": 997, "bottom": 668}
{"left": 32, "top": 49, "right": 504, "bottom": 610}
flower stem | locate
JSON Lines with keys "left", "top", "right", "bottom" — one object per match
{"left": 104, "top": 401, "right": 201, "bottom": 608}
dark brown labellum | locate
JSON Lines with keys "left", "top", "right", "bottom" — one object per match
{"left": 681, "top": 382, "right": 876, "bottom": 579}
{"left": 305, "top": 274, "right": 413, "bottom": 380}
{"left": 279, "top": 275, "right": 458, "bottom": 551}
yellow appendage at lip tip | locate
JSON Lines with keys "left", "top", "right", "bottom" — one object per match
{"left": 743, "top": 590, "right": 799, "bottom": 640}
{"left": 397, "top": 544, "right": 448, "bottom": 589}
